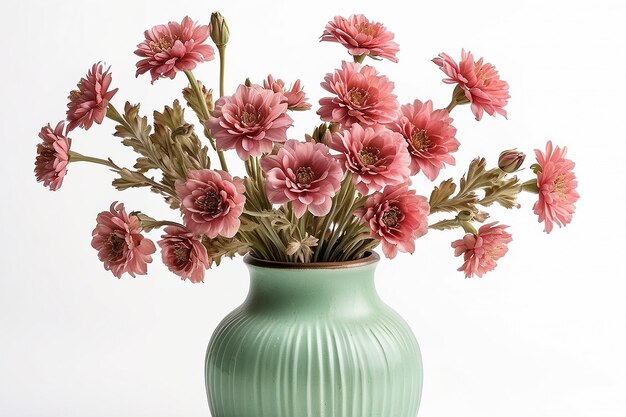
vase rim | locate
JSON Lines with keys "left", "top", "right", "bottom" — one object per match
{"left": 243, "top": 251, "right": 380, "bottom": 270}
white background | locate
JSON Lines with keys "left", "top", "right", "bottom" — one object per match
{"left": 1, "top": 0, "right": 624, "bottom": 416}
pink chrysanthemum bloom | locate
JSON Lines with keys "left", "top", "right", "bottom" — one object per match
{"left": 159, "top": 226, "right": 210, "bottom": 283}
{"left": 321, "top": 14, "right": 399, "bottom": 63}
{"left": 452, "top": 222, "right": 512, "bottom": 278}
{"left": 260, "top": 140, "right": 343, "bottom": 218}
{"left": 175, "top": 169, "right": 246, "bottom": 238}
{"left": 533, "top": 141, "right": 579, "bottom": 233}
{"left": 91, "top": 202, "right": 156, "bottom": 278}
{"left": 34, "top": 121, "right": 70, "bottom": 191}
{"left": 135, "top": 16, "right": 215, "bottom": 83}
{"left": 263, "top": 75, "right": 312, "bottom": 111}
{"left": 329, "top": 123, "right": 410, "bottom": 195}
{"left": 388, "top": 99, "right": 459, "bottom": 180}
{"left": 206, "top": 84, "right": 293, "bottom": 159}
{"left": 318, "top": 61, "right": 398, "bottom": 128}
{"left": 433, "top": 50, "right": 510, "bottom": 121}
{"left": 66, "top": 63, "right": 118, "bottom": 131}
{"left": 355, "top": 183, "right": 429, "bottom": 259}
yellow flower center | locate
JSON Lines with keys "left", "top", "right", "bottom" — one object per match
{"left": 411, "top": 129, "right": 430, "bottom": 150}
{"left": 349, "top": 89, "right": 369, "bottom": 107}
{"left": 552, "top": 174, "right": 568, "bottom": 199}
{"left": 358, "top": 147, "right": 379, "bottom": 165}
{"left": 173, "top": 244, "right": 190, "bottom": 262}
{"left": 149, "top": 36, "right": 173, "bottom": 53}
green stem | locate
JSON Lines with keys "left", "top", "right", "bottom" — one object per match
{"left": 521, "top": 179, "right": 540, "bottom": 193}
{"left": 353, "top": 54, "right": 366, "bottom": 63}
{"left": 445, "top": 99, "right": 457, "bottom": 113}
{"left": 218, "top": 45, "right": 226, "bottom": 98}
{"left": 184, "top": 70, "right": 229, "bottom": 172}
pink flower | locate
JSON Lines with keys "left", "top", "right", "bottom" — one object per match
{"left": 318, "top": 61, "right": 398, "bottom": 128}
{"left": 159, "top": 226, "right": 210, "bottom": 283}
{"left": 452, "top": 222, "right": 512, "bottom": 278}
{"left": 135, "top": 16, "right": 215, "bottom": 83}
{"left": 263, "top": 75, "right": 312, "bottom": 111}
{"left": 355, "top": 183, "right": 429, "bottom": 259}
{"left": 533, "top": 141, "right": 579, "bottom": 233}
{"left": 175, "top": 169, "right": 246, "bottom": 238}
{"left": 329, "top": 123, "right": 410, "bottom": 195}
{"left": 321, "top": 14, "right": 399, "bottom": 63}
{"left": 66, "top": 63, "right": 118, "bottom": 131}
{"left": 388, "top": 99, "right": 459, "bottom": 180}
{"left": 34, "top": 121, "right": 70, "bottom": 191}
{"left": 91, "top": 202, "right": 156, "bottom": 278}
{"left": 206, "top": 84, "right": 293, "bottom": 159}
{"left": 260, "top": 140, "right": 343, "bottom": 218}
{"left": 433, "top": 50, "right": 510, "bottom": 121}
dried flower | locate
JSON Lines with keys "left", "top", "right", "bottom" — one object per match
{"left": 451, "top": 222, "right": 512, "bottom": 278}
{"left": 159, "top": 226, "right": 210, "bottom": 283}
{"left": 66, "top": 63, "right": 118, "bottom": 131}
{"left": 533, "top": 141, "right": 579, "bottom": 233}
{"left": 286, "top": 234, "right": 319, "bottom": 263}
{"left": 433, "top": 50, "right": 510, "bottom": 120}
{"left": 34, "top": 121, "right": 70, "bottom": 191}
{"left": 321, "top": 14, "right": 399, "bottom": 62}
{"left": 135, "top": 16, "right": 215, "bottom": 83}
{"left": 329, "top": 123, "right": 410, "bottom": 195}
{"left": 261, "top": 140, "right": 343, "bottom": 218}
{"left": 387, "top": 99, "right": 459, "bottom": 180}
{"left": 206, "top": 84, "right": 293, "bottom": 159}
{"left": 355, "top": 183, "right": 430, "bottom": 259}
{"left": 263, "top": 75, "right": 311, "bottom": 111}
{"left": 498, "top": 149, "right": 525, "bottom": 173}
{"left": 318, "top": 61, "right": 398, "bottom": 128}
{"left": 91, "top": 202, "right": 156, "bottom": 278}
{"left": 175, "top": 169, "right": 246, "bottom": 238}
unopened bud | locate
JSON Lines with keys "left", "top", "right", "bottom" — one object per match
{"left": 498, "top": 149, "right": 525, "bottom": 173}
{"left": 210, "top": 12, "right": 230, "bottom": 47}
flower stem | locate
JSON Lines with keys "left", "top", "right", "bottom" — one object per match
{"left": 353, "top": 54, "right": 366, "bottom": 64}
{"left": 521, "top": 179, "right": 540, "bottom": 193}
{"left": 184, "top": 70, "right": 229, "bottom": 172}
{"left": 218, "top": 45, "right": 226, "bottom": 98}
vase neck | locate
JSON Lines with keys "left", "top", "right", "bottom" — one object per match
{"left": 244, "top": 261, "right": 381, "bottom": 316}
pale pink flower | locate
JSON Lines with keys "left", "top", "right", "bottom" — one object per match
{"left": 91, "top": 202, "right": 156, "bottom": 278}
{"left": 329, "top": 123, "right": 410, "bottom": 195}
{"left": 318, "top": 61, "right": 398, "bottom": 128}
{"left": 66, "top": 63, "right": 118, "bottom": 131}
{"left": 355, "top": 183, "right": 429, "bottom": 259}
{"left": 263, "top": 75, "right": 312, "bottom": 111}
{"left": 260, "top": 140, "right": 343, "bottom": 218}
{"left": 135, "top": 16, "right": 215, "bottom": 83}
{"left": 159, "top": 226, "right": 210, "bottom": 283}
{"left": 175, "top": 169, "right": 246, "bottom": 238}
{"left": 533, "top": 141, "right": 579, "bottom": 233}
{"left": 206, "top": 84, "right": 293, "bottom": 159}
{"left": 433, "top": 50, "right": 510, "bottom": 121}
{"left": 321, "top": 14, "right": 399, "bottom": 63}
{"left": 34, "top": 121, "right": 70, "bottom": 191}
{"left": 388, "top": 99, "right": 459, "bottom": 180}
{"left": 451, "top": 222, "right": 512, "bottom": 278}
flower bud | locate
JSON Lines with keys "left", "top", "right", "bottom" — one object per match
{"left": 210, "top": 12, "right": 230, "bottom": 47}
{"left": 498, "top": 149, "right": 525, "bottom": 173}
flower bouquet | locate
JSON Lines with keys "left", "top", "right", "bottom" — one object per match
{"left": 34, "top": 12, "right": 580, "bottom": 416}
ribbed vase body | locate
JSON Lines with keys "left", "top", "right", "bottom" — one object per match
{"left": 205, "top": 257, "right": 422, "bottom": 417}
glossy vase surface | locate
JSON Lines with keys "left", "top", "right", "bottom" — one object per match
{"left": 205, "top": 252, "right": 423, "bottom": 417}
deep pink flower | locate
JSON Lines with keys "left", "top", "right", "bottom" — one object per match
{"left": 533, "top": 141, "right": 579, "bottom": 233}
{"left": 260, "top": 140, "right": 343, "bottom": 218}
{"left": 34, "top": 121, "right": 70, "bottom": 191}
{"left": 66, "top": 63, "right": 118, "bottom": 131}
{"left": 452, "top": 222, "right": 512, "bottom": 278}
{"left": 321, "top": 14, "right": 399, "bottom": 63}
{"left": 329, "top": 123, "right": 410, "bottom": 195}
{"left": 263, "top": 75, "right": 312, "bottom": 111}
{"left": 318, "top": 61, "right": 398, "bottom": 128}
{"left": 355, "top": 183, "right": 429, "bottom": 259}
{"left": 159, "top": 226, "right": 210, "bottom": 283}
{"left": 135, "top": 16, "right": 215, "bottom": 83}
{"left": 175, "top": 169, "right": 246, "bottom": 238}
{"left": 91, "top": 202, "right": 156, "bottom": 278}
{"left": 433, "top": 50, "right": 510, "bottom": 121}
{"left": 206, "top": 84, "right": 293, "bottom": 159}
{"left": 388, "top": 99, "right": 459, "bottom": 180}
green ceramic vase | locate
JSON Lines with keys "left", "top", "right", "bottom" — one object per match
{"left": 205, "top": 252, "right": 423, "bottom": 417}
